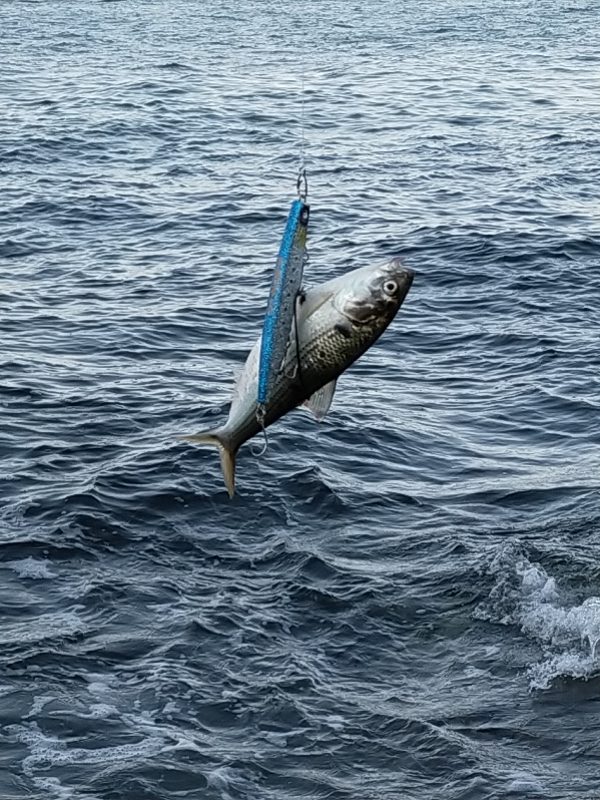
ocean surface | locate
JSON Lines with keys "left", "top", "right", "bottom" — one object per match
{"left": 2, "top": 1, "right": 600, "bottom": 797}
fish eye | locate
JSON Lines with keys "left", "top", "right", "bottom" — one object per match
{"left": 383, "top": 279, "right": 398, "bottom": 296}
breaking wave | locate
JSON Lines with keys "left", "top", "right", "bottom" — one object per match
{"left": 477, "top": 543, "right": 600, "bottom": 691}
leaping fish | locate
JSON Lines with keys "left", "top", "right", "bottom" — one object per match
{"left": 183, "top": 257, "right": 414, "bottom": 497}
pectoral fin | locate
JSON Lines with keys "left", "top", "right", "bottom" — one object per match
{"left": 303, "top": 379, "right": 337, "bottom": 421}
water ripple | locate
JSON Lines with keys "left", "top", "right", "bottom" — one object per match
{"left": 2, "top": 0, "right": 600, "bottom": 798}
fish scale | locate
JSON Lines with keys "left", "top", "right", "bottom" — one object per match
{"left": 184, "top": 258, "right": 414, "bottom": 496}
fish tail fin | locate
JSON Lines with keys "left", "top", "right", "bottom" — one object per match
{"left": 180, "top": 430, "right": 237, "bottom": 499}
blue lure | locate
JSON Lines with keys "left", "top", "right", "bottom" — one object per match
{"left": 257, "top": 199, "right": 310, "bottom": 412}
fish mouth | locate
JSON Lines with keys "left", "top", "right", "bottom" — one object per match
{"left": 386, "top": 257, "right": 414, "bottom": 301}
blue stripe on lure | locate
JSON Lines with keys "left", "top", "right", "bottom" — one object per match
{"left": 257, "top": 199, "right": 310, "bottom": 409}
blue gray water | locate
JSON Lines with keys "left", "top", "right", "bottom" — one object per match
{"left": 2, "top": 1, "right": 600, "bottom": 797}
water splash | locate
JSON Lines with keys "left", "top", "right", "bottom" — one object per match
{"left": 6, "top": 557, "right": 57, "bottom": 580}
{"left": 477, "top": 543, "right": 600, "bottom": 690}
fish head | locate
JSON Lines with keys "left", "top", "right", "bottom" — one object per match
{"left": 332, "top": 257, "right": 414, "bottom": 325}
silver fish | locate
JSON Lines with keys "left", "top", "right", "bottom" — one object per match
{"left": 183, "top": 257, "right": 414, "bottom": 497}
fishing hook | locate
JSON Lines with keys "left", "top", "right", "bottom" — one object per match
{"left": 252, "top": 404, "right": 269, "bottom": 457}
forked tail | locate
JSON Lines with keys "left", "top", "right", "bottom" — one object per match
{"left": 180, "top": 430, "right": 237, "bottom": 498}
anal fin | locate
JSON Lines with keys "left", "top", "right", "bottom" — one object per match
{"left": 303, "top": 379, "right": 337, "bottom": 421}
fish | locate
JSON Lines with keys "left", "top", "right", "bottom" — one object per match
{"left": 183, "top": 257, "right": 414, "bottom": 497}
{"left": 257, "top": 199, "right": 309, "bottom": 409}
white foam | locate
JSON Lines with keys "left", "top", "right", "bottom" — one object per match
{"left": 27, "top": 776, "right": 72, "bottom": 800}
{"left": 26, "top": 695, "right": 56, "bottom": 719}
{"left": 505, "top": 772, "right": 545, "bottom": 794}
{"left": 87, "top": 703, "right": 120, "bottom": 719}
{"left": 206, "top": 765, "right": 254, "bottom": 798}
{"left": 479, "top": 544, "right": 600, "bottom": 690}
{"left": 261, "top": 730, "right": 288, "bottom": 747}
{"left": 528, "top": 651, "right": 598, "bottom": 692}
{"left": 161, "top": 700, "right": 180, "bottom": 718}
{"left": 85, "top": 672, "right": 119, "bottom": 702}
{"left": 10, "top": 721, "right": 166, "bottom": 771}
{"left": 0, "top": 611, "right": 86, "bottom": 646}
{"left": 207, "top": 766, "right": 239, "bottom": 790}
{"left": 6, "top": 557, "right": 57, "bottom": 579}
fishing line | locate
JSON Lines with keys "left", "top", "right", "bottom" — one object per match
{"left": 298, "top": 22, "right": 307, "bottom": 199}
{"left": 254, "top": 23, "right": 310, "bottom": 450}
{"left": 294, "top": 28, "right": 308, "bottom": 388}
